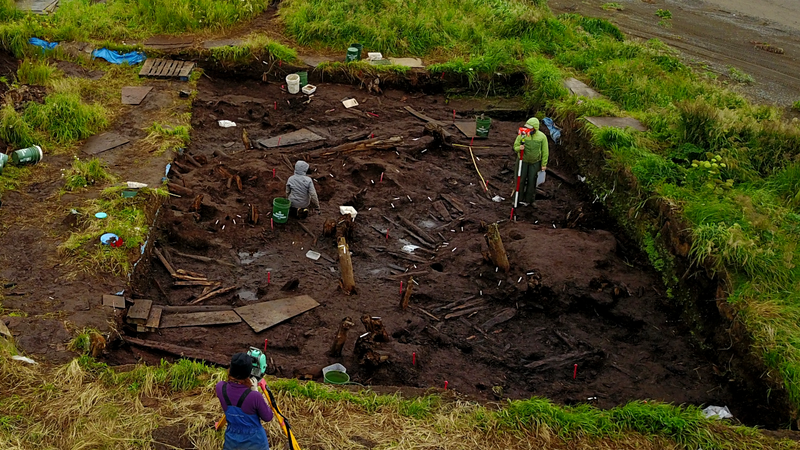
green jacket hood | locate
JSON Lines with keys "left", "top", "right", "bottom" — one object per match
{"left": 525, "top": 117, "right": 539, "bottom": 131}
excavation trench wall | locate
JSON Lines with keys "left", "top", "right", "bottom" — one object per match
{"left": 555, "top": 113, "right": 793, "bottom": 425}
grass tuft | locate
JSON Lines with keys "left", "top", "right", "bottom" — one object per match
{"left": 23, "top": 91, "right": 108, "bottom": 145}
{"left": 62, "top": 156, "right": 118, "bottom": 191}
{"left": 16, "top": 59, "right": 58, "bottom": 86}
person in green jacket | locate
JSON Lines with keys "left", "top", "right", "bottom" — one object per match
{"left": 513, "top": 117, "right": 549, "bottom": 206}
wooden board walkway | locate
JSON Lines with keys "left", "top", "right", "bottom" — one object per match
{"left": 139, "top": 58, "right": 196, "bottom": 81}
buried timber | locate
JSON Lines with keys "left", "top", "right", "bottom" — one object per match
{"left": 114, "top": 76, "right": 776, "bottom": 426}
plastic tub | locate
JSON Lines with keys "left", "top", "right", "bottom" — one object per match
{"left": 286, "top": 74, "right": 300, "bottom": 94}
{"left": 302, "top": 84, "right": 317, "bottom": 95}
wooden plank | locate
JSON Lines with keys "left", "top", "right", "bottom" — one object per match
{"left": 169, "top": 61, "right": 184, "bottom": 77}
{"left": 178, "top": 62, "right": 195, "bottom": 80}
{"left": 257, "top": 128, "right": 326, "bottom": 149}
{"left": 160, "top": 305, "right": 234, "bottom": 313}
{"left": 138, "top": 58, "right": 154, "bottom": 76}
{"left": 158, "top": 60, "right": 175, "bottom": 77}
{"left": 404, "top": 106, "right": 446, "bottom": 127}
{"left": 432, "top": 200, "right": 452, "bottom": 221}
{"left": 234, "top": 295, "right": 320, "bottom": 333}
{"left": 146, "top": 59, "right": 160, "bottom": 76}
{"left": 125, "top": 337, "right": 230, "bottom": 366}
{"left": 481, "top": 308, "right": 517, "bottom": 330}
{"left": 121, "top": 86, "right": 153, "bottom": 105}
{"left": 159, "top": 311, "right": 242, "bottom": 328}
{"left": 127, "top": 299, "right": 153, "bottom": 325}
{"left": 145, "top": 306, "right": 163, "bottom": 329}
{"left": 440, "top": 193, "right": 465, "bottom": 213}
{"left": 82, "top": 132, "right": 130, "bottom": 155}
{"left": 102, "top": 294, "right": 126, "bottom": 308}
{"left": 153, "top": 60, "right": 167, "bottom": 77}
{"left": 444, "top": 306, "right": 487, "bottom": 320}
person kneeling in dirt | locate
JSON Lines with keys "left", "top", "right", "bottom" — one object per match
{"left": 286, "top": 160, "right": 320, "bottom": 219}
{"left": 216, "top": 352, "right": 274, "bottom": 450}
{"left": 513, "top": 117, "right": 549, "bottom": 207}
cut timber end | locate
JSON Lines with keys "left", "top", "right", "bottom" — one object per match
{"left": 127, "top": 299, "right": 153, "bottom": 325}
{"left": 400, "top": 277, "right": 413, "bottom": 310}
{"left": 338, "top": 237, "right": 357, "bottom": 295}
{"left": 486, "top": 223, "right": 510, "bottom": 272}
{"left": 145, "top": 306, "right": 163, "bottom": 331}
{"left": 330, "top": 316, "right": 355, "bottom": 356}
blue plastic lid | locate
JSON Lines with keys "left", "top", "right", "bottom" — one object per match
{"left": 95, "top": 212, "right": 108, "bottom": 219}
{"left": 100, "top": 233, "right": 119, "bottom": 245}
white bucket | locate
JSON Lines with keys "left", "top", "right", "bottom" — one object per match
{"left": 286, "top": 74, "right": 300, "bottom": 94}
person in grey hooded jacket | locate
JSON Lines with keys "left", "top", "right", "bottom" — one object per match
{"left": 286, "top": 160, "right": 319, "bottom": 218}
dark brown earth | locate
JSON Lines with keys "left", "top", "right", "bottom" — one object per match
{"left": 104, "top": 75, "right": 779, "bottom": 426}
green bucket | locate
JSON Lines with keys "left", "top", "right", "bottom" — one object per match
{"left": 297, "top": 71, "right": 308, "bottom": 87}
{"left": 272, "top": 197, "right": 291, "bottom": 224}
{"left": 11, "top": 145, "right": 43, "bottom": 165}
{"left": 350, "top": 43, "right": 363, "bottom": 60}
{"left": 0, "top": 153, "right": 8, "bottom": 175}
{"left": 324, "top": 370, "right": 350, "bottom": 384}
{"left": 475, "top": 115, "right": 492, "bottom": 138}
{"left": 346, "top": 47, "right": 359, "bottom": 63}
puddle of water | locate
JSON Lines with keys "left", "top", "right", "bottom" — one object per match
{"left": 237, "top": 289, "right": 258, "bottom": 301}
{"left": 420, "top": 219, "right": 437, "bottom": 229}
{"left": 238, "top": 250, "right": 269, "bottom": 265}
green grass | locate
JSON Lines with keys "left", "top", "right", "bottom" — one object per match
{"left": 62, "top": 157, "right": 118, "bottom": 191}
{"left": 143, "top": 121, "right": 191, "bottom": 154}
{"left": 59, "top": 186, "right": 167, "bottom": 275}
{"left": 601, "top": 2, "right": 624, "bottom": 11}
{"left": 23, "top": 91, "right": 108, "bottom": 145}
{"left": 1, "top": 351, "right": 790, "bottom": 450}
{"left": 210, "top": 33, "right": 298, "bottom": 67}
{"left": 729, "top": 66, "right": 755, "bottom": 84}
{"left": 655, "top": 9, "right": 672, "bottom": 20}
{"left": 0, "top": 101, "right": 38, "bottom": 149}
{"left": 0, "top": 0, "right": 271, "bottom": 50}
{"left": 793, "top": 100, "right": 800, "bottom": 112}
{"left": 16, "top": 59, "right": 58, "bottom": 86}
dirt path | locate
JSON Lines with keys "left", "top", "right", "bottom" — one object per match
{"left": 549, "top": 0, "right": 800, "bottom": 108}
{"left": 104, "top": 75, "right": 781, "bottom": 426}
{"left": 0, "top": 56, "right": 186, "bottom": 363}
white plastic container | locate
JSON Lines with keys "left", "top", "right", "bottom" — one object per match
{"left": 301, "top": 84, "right": 317, "bottom": 95}
{"left": 286, "top": 74, "right": 300, "bottom": 94}
{"left": 367, "top": 52, "right": 383, "bottom": 61}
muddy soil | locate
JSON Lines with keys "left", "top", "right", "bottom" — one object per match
{"left": 115, "top": 76, "right": 779, "bottom": 426}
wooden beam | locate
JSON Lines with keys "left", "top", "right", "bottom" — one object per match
{"left": 125, "top": 337, "right": 230, "bottom": 366}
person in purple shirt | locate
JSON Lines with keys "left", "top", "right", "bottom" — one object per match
{"left": 216, "top": 353, "right": 274, "bottom": 450}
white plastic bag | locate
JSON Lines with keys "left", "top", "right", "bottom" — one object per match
{"left": 218, "top": 120, "right": 237, "bottom": 128}
{"left": 536, "top": 170, "right": 546, "bottom": 187}
{"left": 702, "top": 405, "right": 733, "bottom": 420}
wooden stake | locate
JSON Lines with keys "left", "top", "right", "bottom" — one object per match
{"left": 154, "top": 247, "right": 177, "bottom": 276}
{"left": 329, "top": 317, "right": 355, "bottom": 357}
{"left": 190, "top": 194, "right": 203, "bottom": 213}
{"left": 248, "top": 204, "right": 259, "bottom": 225}
{"left": 337, "top": 237, "right": 357, "bottom": 295}
{"left": 485, "top": 222, "right": 510, "bottom": 272}
{"left": 173, "top": 250, "right": 236, "bottom": 267}
{"left": 167, "top": 182, "right": 194, "bottom": 197}
{"left": 398, "top": 216, "right": 436, "bottom": 245}
{"left": 188, "top": 285, "right": 236, "bottom": 305}
{"left": 400, "top": 277, "right": 413, "bottom": 310}
{"left": 361, "top": 315, "right": 390, "bottom": 342}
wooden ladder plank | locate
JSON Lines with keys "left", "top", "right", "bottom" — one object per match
{"left": 139, "top": 58, "right": 155, "bottom": 76}
{"left": 147, "top": 59, "right": 163, "bottom": 77}
{"left": 157, "top": 60, "right": 173, "bottom": 77}
{"left": 178, "top": 62, "right": 195, "bottom": 80}
{"left": 165, "top": 60, "right": 179, "bottom": 77}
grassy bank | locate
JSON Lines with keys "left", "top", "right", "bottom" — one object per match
{"left": 0, "top": 0, "right": 271, "bottom": 56}
{"left": 0, "top": 345, "right": 794, "bottom": 450}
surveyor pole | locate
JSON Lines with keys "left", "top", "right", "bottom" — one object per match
{"left": 511, "top": 145, "right": 524, "bottom": 221}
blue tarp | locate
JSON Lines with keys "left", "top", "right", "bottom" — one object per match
{"left": 29, "top": 38, "right": 58, "bottom": 50}
{"left": 92, "top": 48, "right": 146, "bottom": 65}
{"left": 543, "top": 117, "right": 561, "bottom": 145}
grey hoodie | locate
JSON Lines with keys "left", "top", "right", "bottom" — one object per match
{"left": 286, "top": 160, "right": 319, "bottom": 209}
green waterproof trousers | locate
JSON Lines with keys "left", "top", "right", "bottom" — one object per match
{"left": 519, "top": 160, "right": 541, "bottom": 204}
